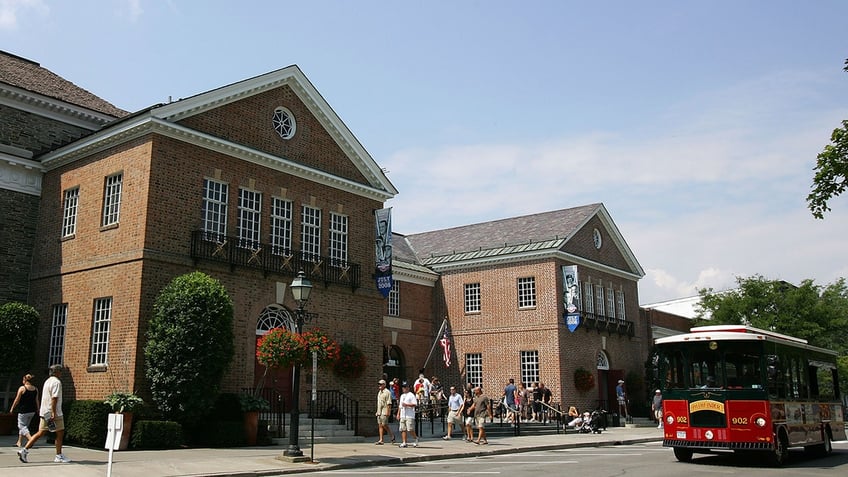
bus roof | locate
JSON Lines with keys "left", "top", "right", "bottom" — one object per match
{"left": 654, "top": 324, "right": 837, "bottom": 356}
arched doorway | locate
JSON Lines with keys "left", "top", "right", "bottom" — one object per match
{"left": 596, "top": 350, "right": 610, "bottom": 410}
{"left": 382, "top": 345, "right": 406, "bottom": 384}
{"left": 255, "top": 304, "right": 296, "bottom": 411}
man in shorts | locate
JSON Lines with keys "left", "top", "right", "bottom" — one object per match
{"left": 443, "top": 386, "right": 464, "bottom": 440}
{"left": 468, "top": 387, "right": 492, "bottom": 444}
{"left": 375, "top": 379, "right": 396, "bottom": 444}
{"left": 396, "top": 381, "right": 419, "bottom": 448}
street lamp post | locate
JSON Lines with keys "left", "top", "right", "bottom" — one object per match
{"left": 284, "top": 270, "right": 312, "bottom": 458}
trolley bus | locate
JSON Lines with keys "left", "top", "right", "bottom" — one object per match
{"left": 654, "top": 325, "right": 845, "bottom": 465}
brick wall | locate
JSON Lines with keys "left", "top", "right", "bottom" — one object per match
{"left": 0, "top": 105, "right": 95, "bottom": 156}
{"left": 0, "top": 188, "right": 38, "bottom": 304}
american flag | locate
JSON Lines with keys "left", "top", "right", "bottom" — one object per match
{"left": 439, "top": 326, "right": 451, "bottom": 368}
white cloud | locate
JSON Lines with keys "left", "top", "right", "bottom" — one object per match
{"left": 0, "top": 0, "right": 48, "bottom": 30}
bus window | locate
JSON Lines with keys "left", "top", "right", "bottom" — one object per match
{"left": 810, "top": 361, "right": 836, "bottom": 400}
{"left": 690, "top": 347, "right": 721, "bottom": 388}
{"left": 794, "top": 356, "right": 808, "bottom": 399}
{"left": 662, "top": 350, "right": 686, "bottom": 389}
{"left": 767, "top": 355, "right": 785, "bottom": 398}
{"left": 725, "top": 351, "right": 762, "bottom": 389}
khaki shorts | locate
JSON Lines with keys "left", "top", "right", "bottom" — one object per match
{"left": 39, "top": 415, "right": 64, "bottom": 432}
{"left": 377, "top": 414, "right": 389, "bottom": 426}
{"left": 398, "top": 417, "right": 415, "bottom": 432}
{"left": 447, "top": 409, "right": 463, "bottom": 426}
{"left": 474, "top": 416, "right": 487, "bottom": 429}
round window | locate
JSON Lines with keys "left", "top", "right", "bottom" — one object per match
{"left": 272, "top": 107, "right": 296, "bottom": 140}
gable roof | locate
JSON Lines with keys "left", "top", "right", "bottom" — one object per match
{"left": 0, "top": 50, "right": 128, "bottom": 119}
{"left": 403, "top": 203, "right": 644, "bottom": 279}
{"left": 38, "top": 65, "right": 397, "bottom": 201}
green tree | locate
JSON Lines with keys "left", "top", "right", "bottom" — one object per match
{"left": 695, "top": 275, "right": 848, "bottom": 392}
{"left": 144, "top": 271, "right": 234, "bottom": 421}
{"left": 0, "top": 302, "right": 40, "bottom": 375}
{"left": 807, "top": 59, "right": 848, "bottom": 219}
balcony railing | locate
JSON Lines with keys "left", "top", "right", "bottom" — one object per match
{"left": 190, "top": 231, "right": 361, "bottom": 289}
{"left": 582, "top": 312, "right": 634, "bottom": 337}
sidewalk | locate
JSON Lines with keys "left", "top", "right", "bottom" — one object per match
{"left": 0, "top": 424, "right": 663, "bottom": 477}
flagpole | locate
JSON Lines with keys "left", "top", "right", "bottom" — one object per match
{"left": 422, "top": 318, "right": 448, "bottom": 370}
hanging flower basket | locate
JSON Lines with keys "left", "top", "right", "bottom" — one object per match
{"left": 574, "top": 367, "right": 595, "bottom": 392}
{"left": 333, "top": 342, "right": 366, "bottom": 379}
{"left": 301, "top": 328, "right": 340, "bottom": 368}
{"left": 256, "top": 328, "right": 307, "bottom": 369}
{"left": 256, "top": 327, "right": 340, "bottom": 370}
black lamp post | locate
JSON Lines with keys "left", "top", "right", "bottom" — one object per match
{"left": 284, "top": 270, "right": 312, "bottom": 458}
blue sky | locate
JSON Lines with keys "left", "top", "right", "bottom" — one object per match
{"left": 3, "top": 1, "right": 847, "bottom": 304}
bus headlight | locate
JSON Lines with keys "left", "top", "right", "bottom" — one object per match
{"left": 666, "top": 415, "right": 674, "bottom": 425}
{"left": 755, "top": 417, "right": 766, "bottom": 427}
{"left": 705, "top": 430, "right": 714, "bottom": 440}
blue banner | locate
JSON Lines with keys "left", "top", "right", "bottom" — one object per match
{"left": 375, "top": 208, "right": 393, "bottom": 297}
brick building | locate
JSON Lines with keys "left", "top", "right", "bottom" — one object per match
{"left": 2, "top": 51, "right": 652, "bottom": 432}
{"left": 392, "top": 204, "right": 648, "bottom": 414}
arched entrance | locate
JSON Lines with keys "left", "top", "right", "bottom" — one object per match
{"left": 255, "top": 304, "right": 296, "bottom": 411}
{"left": 596, "top": 350, "right": 610, "bottom": 410}
{"left": 382, "top": 345, "right": 406, "bottom": 384}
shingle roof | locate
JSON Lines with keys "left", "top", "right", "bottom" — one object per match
{"left": 0, "top": 51, "right": 128, "bottom": 118}
{"left": 404, "top": 203, "right": 601, "bottom": 261}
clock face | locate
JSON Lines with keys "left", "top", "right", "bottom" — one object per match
{"left": 593, "top": 228, "right": 602, "bottom": 249}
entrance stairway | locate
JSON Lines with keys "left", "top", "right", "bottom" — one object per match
{"left": 273, "top": 417, "right": 365, "bottom": 444}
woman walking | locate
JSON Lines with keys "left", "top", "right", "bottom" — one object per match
{"left": 9, "top": 374, "right": 38, "bottom": 448}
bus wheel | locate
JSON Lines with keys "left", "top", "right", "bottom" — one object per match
{"left": 806, "top": 428, "right": 832, "bottom": 457}
{"left": 673, "top": 447, "right": 693, "bottom": 462}
{"left": 769, "top": 432, "right": 789, "bottom": 467}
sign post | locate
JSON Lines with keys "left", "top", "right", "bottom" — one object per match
{"left": 105, "top": 413, "right": 124, "bottom": 477}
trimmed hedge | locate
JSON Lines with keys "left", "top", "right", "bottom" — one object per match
{"left": 65, "top": 400, "right": 111, "bottom": 448}
{"left": 131, "top": 420, "right": 184, "bottom": 449}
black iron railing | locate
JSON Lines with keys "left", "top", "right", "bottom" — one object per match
{"left": 241, "top": 387, "right": 286, "bottom": 438}
{"left": 311, "top": 390, "right": 359, "bottom": 435}
{"left": 582, "top": 312, "right": 634, "bottom": 337}
{"left": 191, "top": 231, "right": 361, "bottom": 289}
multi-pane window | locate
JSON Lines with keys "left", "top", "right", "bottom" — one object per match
{"left": 521, "top": 351, "right": 540, "bottom": 386}
{"left": 61, "top": 187, "right": 79, "bottom": 237}
{"left": 48, "top": 304, "right": 68, "bottom": 366}
{"left": 202, "top": 179, "right": 228, "bottom": 241}
{"left": 517, "top": 277, "right": 536, "bottom": 308}
{"left": 595, "top": 284, "right": 605, "bottom": 317}
{"left": 270, "top": 197, "right": 292, "bottom": 255}
{"left": 300, "top": 205, "right": 321, "bottom": 260}
{"left": 464, "top": 283, "right": 481, "bottom": 313}
{"left": 101, "top": 173, "right": 123, "bottom": 227}
{"left": 388, "top": 280, "right": 400, "bottom": 316}
{"left": 616, "top": 290, "right": 626, "bottom": 320}
{"left": 237, "top": 188, "right": 262, "bottom": 248}
{"left": 584, "top": 282, "right": 594, "bottom": 314}
{"left": 329, "top": 212, "right": 348, "bottom": 266}
{"left": 466, "top": 353, "right": 483, "bottom": 388}
{"left": 90, "top": 298, "right": 112, "bottom": 366}
{"left": 607, "top": 288, "right": 615, "bottom": 318}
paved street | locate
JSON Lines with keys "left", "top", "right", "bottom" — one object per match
{"left": 0, "top": 425, "right": 662, "bottom": 477}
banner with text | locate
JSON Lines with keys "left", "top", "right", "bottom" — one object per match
{"left": 375, "top": 208, "right": 393, "bottom": 297}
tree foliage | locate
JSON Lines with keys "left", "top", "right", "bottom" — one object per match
{"left": 807, "top": 59, "right": 848, "bottom": 219}
{"left": 144, "top": 271, "right": 234, "bottom": 421}
{"left": 0, "top": 302, "right": 40, "bottom": 374}
{"left": 695, "top": 275, "right": 848, "bottom": 392}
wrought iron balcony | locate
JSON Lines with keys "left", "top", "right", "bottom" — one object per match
{"left": 190, "top": 231, "right": 361, "bottom": 289}
{"left": 582, "top": 312, "right": 634, "bottom": 337}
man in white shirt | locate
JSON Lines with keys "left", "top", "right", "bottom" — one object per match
{"left": 443, "top": 386, "right": 464, "bottom": 440}
{"left": 396, "top": 381, "right": 419, "bottom": 448}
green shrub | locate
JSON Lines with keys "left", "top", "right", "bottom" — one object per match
{"left": 0, "top": 302, "right": 39, "bottom": 374}
{"left": 64, "top": 400, "right": 111, "bottom": 448}
{"left": 184, "top": 420, "right": 244, "bottom": 447}
{"left": 131, "top": 420, "right": 183, "bottom": 449}
{"left": 145, "top": 271, "right": 234, "bottom": 422}
{"left": 214, "top": 392, "right": 245, "bottom": 421}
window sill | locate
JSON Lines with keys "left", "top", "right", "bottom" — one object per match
{"left": 87, "top": 365, "right": 108, "bottom": 373}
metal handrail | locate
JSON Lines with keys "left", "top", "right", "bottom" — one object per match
{"left": 312, "top": 389, "right": 359, "bottom": 435}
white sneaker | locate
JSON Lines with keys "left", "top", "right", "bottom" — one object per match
{"left": 54, "top": 454, "right": 72, "bottom": 463}
{"left": 17, "top": 448, "right": 28, "bottom": 463}
{"left": 413, "top": 438, "right": 419, "bottom": 448}
{"left": 657, "top": 424, "right": 663, "bottom": 429}
{"left": 399, "top": 442, "right": 407, "bottom": 448}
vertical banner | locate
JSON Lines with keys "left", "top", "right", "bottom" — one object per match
{"left": 375, "top": 208, "right": 393, "bottom": 297}
{"left": 562, "top": 265, "right": 581, "bottom": 332}
{"left": 440, "top": 323, "right": 452, "bottom": 368}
